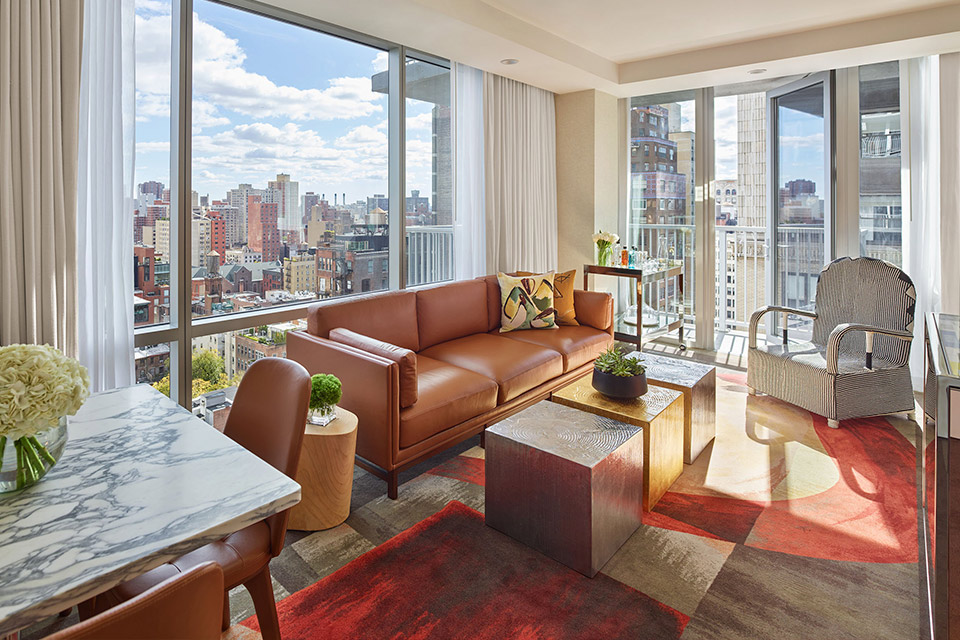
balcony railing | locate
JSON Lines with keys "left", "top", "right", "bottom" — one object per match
{"left": 861, "top": 131, "right": 901, "bottom": 158}
{"left": 406, "top": 225, "right": 454, "bottom": 287}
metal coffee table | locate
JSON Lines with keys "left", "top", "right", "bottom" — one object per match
{"left": 485, "top": 401, "right": 645, "bottom": 578}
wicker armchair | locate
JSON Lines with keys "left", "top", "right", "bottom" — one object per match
{"left": 747, "top": 257, "right": 916, "bottom": 428}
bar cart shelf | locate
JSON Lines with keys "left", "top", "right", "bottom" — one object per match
{"left": 583, "top": 263, "right": 685, "bottom": 351}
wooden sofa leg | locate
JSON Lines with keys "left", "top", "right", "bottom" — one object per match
{"left": 387, "top": 469, "right": 399, "bottom": 500}
{"left": 480, "top": 430, "right": 486, "bottom": 449}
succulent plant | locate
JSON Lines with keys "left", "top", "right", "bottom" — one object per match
{"left": 594, "top": 346, "right": 646, "bottom": 378}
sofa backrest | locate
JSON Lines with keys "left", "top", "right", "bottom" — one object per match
{"left": 306, "top": 290, "right": 420, "bottom": 352}
{"left": 416, "top": 279, "right": 489, "bottom": 350}
{"left": 477, "top": 275, "right": 501, "bottom": 332}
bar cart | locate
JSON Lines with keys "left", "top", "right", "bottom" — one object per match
{"left": 583, "top": 262, "right": 685, "bottom": 351}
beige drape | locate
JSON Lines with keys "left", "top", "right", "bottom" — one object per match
{"left": 0, "top": 0, "right": 82, "bottom": 355}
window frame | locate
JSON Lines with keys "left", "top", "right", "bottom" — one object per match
{"left": 134, "top": 0, "right": 452, "bottom": 408}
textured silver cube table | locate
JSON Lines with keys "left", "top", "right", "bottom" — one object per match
{"left": 485, "top": 401, "right": 644, "bottom": 577}
{"left": 628, "top": 351, "right": 716, "bottom": 464}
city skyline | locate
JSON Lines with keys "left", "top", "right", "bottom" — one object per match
{"left": 134, "top": 0, "right": 436, "bottom": 205}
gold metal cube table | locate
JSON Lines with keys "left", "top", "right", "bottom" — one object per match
{"left": 552, "top": 378, "right": 684, "bottom": 511}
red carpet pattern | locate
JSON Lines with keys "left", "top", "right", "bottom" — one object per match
{"left": 242, "top": 501, "right": 688, "bottom": 640}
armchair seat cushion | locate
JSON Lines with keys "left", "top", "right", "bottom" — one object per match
{"left": 497, "top": 325, "right": 613, "bottom": 372}
{"left": 749, "top": 341, "right": 913, "bottom": 420}
{"left": 420, "top": 333, "right": 563, "bottom": 404}
{"left": 399, "top": 356, "right": 498, "bottom": 448}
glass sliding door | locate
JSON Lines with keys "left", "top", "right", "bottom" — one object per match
{"left": 626, "top": 95, "right": 697, "bottom": 342}
{"left": 767, "top": 73, "right": 833, "bottom": 338}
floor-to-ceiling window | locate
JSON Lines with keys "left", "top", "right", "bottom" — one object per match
{"left": 132, "top": 0, "right": 456, "bottom": 409}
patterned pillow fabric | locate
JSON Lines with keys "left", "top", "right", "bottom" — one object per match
{"left": 497, "top": 271, "right": 559, "bottom": 332}
{"left": 514, "top": 269, "right": 579, "bottom": 326}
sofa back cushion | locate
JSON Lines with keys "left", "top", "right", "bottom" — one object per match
{"left": 306, "top": 290, "right": 420, "bottom": 352}
{"left": 478, "top": 275, "right": 501, "bottom": 332}
{"left": 329, "top": 328, "right": 418, "bottom": 408}
{"left": 416, "top": 279, "right": 488, "bottom": 350}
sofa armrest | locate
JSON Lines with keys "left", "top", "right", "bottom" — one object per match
{"left": 574, "top": 290, "right": 614, "bottom": 336}
{"left": 286, "top": 331, "right": 400, "bottom": 471}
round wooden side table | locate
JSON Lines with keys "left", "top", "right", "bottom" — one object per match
{"left": 288, "top": 406, "right": 358, "bottom": 531}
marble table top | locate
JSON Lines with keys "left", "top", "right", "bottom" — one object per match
{"left": 0, "top": 385, "right": 301, "bottom": 635}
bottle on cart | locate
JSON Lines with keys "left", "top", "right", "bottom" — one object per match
{"left": 620, "top": 244, "right": 629, "bottom": 267}
{"left": 612, "top": 241, "right": 621, "bottom": 267}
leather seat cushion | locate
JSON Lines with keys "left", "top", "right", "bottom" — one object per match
{"left": 399, "top": 356, "right": 498, "bottom": 448}
{"left": 498, "top": 325, "right": 613, "bottom": 372}
{"left": 419, "top": 333, "right": 563, "bottom": 404}
{"left": 97, "top": 521, "right": 272, "bottom": 610}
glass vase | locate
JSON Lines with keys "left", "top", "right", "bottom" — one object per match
{"left": 308, "top": 404, "right": 337, "bottom": 427}
{"left": 0, "top": 416, "right": 69, "bottom": 493}
{"left": 596, "top": 244, "right": 612, "bottom": 267}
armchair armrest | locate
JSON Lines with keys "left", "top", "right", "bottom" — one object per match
{"left": 825, "top": 323, "right": 913, "bottom": 374}
{"left": 748, "top": 305, "right": 817, "bottom": 349}
{"left": 574, "top": 289, "right": 614, "bottom": 336}
{"left": 286, "top": 331, "right": 400, "bottom": 471}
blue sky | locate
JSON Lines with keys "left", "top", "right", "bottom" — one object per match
{"left": 134, "top": 0, "right": 435, "bottom": 204}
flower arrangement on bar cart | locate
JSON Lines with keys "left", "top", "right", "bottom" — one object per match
{"left": 592, "top": 345, "right": 647, "bottom": 399}
{"left": 308, "top": 373, "right": 342, "bottom": 426}
{"left": 592, "top": 230, "right": 619, "bottom": 267}
{"left": 0, "top": 344, "right": 90, "bottom": 492}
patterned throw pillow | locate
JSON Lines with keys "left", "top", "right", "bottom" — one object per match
{"left": 515, "top": 269, "right": 579, "bottom": 326}
{"left": 497, "top": 271, "right": 559, "bottom": 332}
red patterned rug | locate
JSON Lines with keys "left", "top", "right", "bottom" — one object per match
{"left": 242, "top": 501, "right": 688, "bottom": 639}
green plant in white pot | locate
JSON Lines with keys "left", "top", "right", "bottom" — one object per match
{"left": 308, "top": 373, "right": 342, "bottom": 426}
{"left": 0, "top": 344, "right": 90, "bottom": 492}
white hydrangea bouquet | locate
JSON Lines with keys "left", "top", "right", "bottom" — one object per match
{"left": 592, "top": 230, "right": 619, "bottom": 267}
{"left": 0, "top": 344, "right": 89, "bottom": 490}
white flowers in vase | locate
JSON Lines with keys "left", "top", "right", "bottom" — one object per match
{"left": 592, "top": 230, "right": 619, "bottom": 266}
{"left": 0, "top": 344, "right": 90, "bottom": 489}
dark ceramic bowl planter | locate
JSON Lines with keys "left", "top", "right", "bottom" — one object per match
{"left": 591, "top": 368, "right": 648, "bottom": 399}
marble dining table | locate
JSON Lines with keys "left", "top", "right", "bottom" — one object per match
{"left": 0, "top": 384, "right": 301, "bottom": 636}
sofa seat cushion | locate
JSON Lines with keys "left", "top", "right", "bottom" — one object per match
{"left": 498, "top": 325, "right": 613, "bottom": 372}
{"left": 420, "top": 333, "right": 563, "bottom": 404}
{"left": 399, "top": 355, "right": 498, "bottom": 449}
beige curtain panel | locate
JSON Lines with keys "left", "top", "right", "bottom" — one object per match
{"left": 0, "top": 0, "right": 82, "bottom": 355}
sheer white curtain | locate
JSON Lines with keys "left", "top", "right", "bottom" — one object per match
{"left": 77, "top": 0, "right": 135, "bottom": 391}
{"left": 940, "top": 53, "right": 960, "bottom": 316}
{"left": 453, "top": 63, "right": 486, "bottom": 280}
{"left": 902, "top": 56, "right": 941, "bottom": 387}
{"left": 483, "top": 73, "right": 558, "bottom": 274}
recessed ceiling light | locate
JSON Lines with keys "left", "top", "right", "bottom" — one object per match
{"left": 748, "top": 68, "right": 767, "bottom": 75}
{"left": 500, "top": 58, "right": 519, "bottom": 65}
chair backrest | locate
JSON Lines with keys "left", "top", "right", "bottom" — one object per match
{"left": 812, "top": 257, "right": 916, "bottom": 362}
{"left": 48, "top": 563, "right": 223, "bottom": 640}
{"left": 224, "top": 357, "right": 311, "bottom": 556}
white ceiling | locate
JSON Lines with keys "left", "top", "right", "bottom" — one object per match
{"left": 483, "top": 0, "right": 953, "bottom": 62}
{"left": 271, "top": 0, "right": 960, "bottom": 96}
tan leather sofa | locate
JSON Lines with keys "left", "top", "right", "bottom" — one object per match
{"left": 287, "top": 275, "right": 614, "bottom": 498}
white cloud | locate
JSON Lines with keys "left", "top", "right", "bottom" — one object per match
{"left": 714, "top": 96, "right": 738, "bottom": 181}
{"left": 136, "top": 141, "right": 170, "bottom": 153}
{"left": 134, "top": 10, "right": 385, "bottom": 129}
{"left": 372, "top": 51, "right": 388, "bottom": 73}
{"left": 406, "top": 112, "right": 432, "bottom": 130}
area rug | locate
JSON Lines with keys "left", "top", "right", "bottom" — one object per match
{"left": 241, "top": 501, "right": 688, "bottom": 639}
{"left": 428, "top": 370, "right": 919, "bottom": 564}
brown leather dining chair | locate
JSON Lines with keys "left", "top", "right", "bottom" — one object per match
{"left": 50, "top": 563, "right": 223, "bottom": 640}
{"left": 82, "top": 357, "right": 312, "bottom": 640}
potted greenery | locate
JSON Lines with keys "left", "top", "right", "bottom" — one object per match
{"left": 308, "top": 373, "right": 342, "bottom": 426}
{"left": 592, "top": 346, "right": 647, "bottom": 399}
